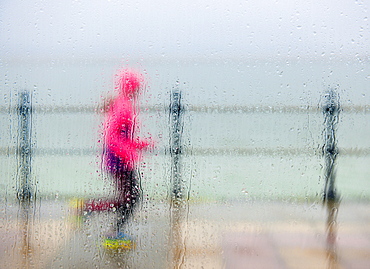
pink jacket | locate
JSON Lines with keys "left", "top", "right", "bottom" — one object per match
{"left": 104, "top": 70, "right": 148, "bottom": 169}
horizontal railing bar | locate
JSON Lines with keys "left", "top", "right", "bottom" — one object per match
{"left": 188, "top": 105, "right": 370, "bottom": 114}
{"left": 1, "top": 147, "right": 369, "bottom": 157}
{"left": 1, "top": 105, "right": 370, "bottom": 114}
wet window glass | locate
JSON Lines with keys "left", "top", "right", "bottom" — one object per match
{"left": 1, "top": 1, "right": 369, "bottom": 268}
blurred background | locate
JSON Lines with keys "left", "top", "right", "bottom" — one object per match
{"left": 0, "top": 0, "right": 369, "bottom": 268}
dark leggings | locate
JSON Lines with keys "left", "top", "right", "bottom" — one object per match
{"left": 113, "top": 170, "right": 140, "bottom": 232}
{"left": 104, "top": 149, "right": 141, "bottom": 232}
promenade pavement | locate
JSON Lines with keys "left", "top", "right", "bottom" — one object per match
{"left": 1, "top": 200, "right": 369, "bottom": 268}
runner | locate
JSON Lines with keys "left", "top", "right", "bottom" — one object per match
{"left": 84, "top": 69, "right": 150, "bottom": 250}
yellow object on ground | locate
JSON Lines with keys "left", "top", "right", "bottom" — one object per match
{"left": 69, "top": 198, "right": 85, "bottom": 212}
{"left": 68, "top": 198, "right": 85, "bottom": 227}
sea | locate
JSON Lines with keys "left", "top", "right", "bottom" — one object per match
{"left": 1, "top": 57, "right": 369, "bottom": 201}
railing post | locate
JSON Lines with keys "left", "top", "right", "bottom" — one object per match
{"left": 17, "top": 90, "right": 33, "bottom": 203}
{"left": 322, "top": 88, "right": 340, "bottom": 202}
{"left": 169, "top": 87, "right": 184, "bottom": 204}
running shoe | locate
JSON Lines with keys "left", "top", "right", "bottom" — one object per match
{"left": 102, "top": 232, "right": 135, "bottom": 250}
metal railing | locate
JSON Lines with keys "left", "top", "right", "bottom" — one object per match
{"left": 0, "top": 104, "right": 369, "bottom": 157}
{"left": 1, "top": 104, "right": 370, "bottom": 114}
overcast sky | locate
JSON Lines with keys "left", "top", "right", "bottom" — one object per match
{"left": 1, "top": 0, "right": 369, "bottom": 60}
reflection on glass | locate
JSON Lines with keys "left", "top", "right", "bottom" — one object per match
{"left": 322, "top": 89, "right": 340, "bottom": 268}
{"left": 17, "top": 91, "right": 33, "bottom": 269}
